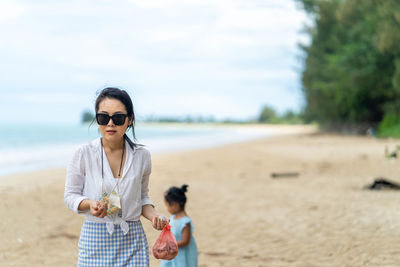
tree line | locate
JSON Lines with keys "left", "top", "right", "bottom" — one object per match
{"left": 296, "top": 0, "right": 400, "bottom": 136}
{"left": 81, "top": 106, "right": 303, "bottom": 125}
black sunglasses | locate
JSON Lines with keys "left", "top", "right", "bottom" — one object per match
{"left": 96, "top": 113, "right": 128, "bottom": 126}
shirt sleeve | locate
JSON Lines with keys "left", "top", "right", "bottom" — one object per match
{"left": 141, "top": 149, "right": 154, "bottom": 207}
{"left": 64, "top": 146, "right": 88, "bottom": 213}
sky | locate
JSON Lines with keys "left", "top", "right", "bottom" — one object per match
{"left": 0, "top": 0, "right": 309, "bottom": 124}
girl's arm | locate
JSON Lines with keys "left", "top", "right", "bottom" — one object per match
{"left": 177, "top": 224, "right": 191, "bottom": 247}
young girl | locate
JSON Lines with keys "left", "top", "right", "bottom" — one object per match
{"left": 161, "top": 185, "right": 198, "bottom": 267}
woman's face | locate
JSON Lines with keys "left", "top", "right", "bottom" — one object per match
{"left": 97, "top": 97, "right": 133, "bottom": 143}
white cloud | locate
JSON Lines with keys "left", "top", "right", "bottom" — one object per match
{"left": 5, "top": 91, "right": 89, "bottom": 105}
{"left": 0, "top": 1, "right": 26, "bottom": 21}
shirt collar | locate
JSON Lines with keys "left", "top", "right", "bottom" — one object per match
{"left": 91, "top": 137, "right": 136, "bottom": 156}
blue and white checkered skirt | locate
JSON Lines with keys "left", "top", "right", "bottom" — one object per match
{"left": 78, "top": 220, "right": 149, "bottom": 267}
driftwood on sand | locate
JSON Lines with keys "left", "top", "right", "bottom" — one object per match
{"left": 366, "top": 178, "right": 400, "bottom": 190}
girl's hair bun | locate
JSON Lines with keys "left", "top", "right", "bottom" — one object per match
{"left": 164, "top": 184, "right": 189, "bottom": 209}
{"left": 181, "top": 184, "right": 188, "bottom": 193}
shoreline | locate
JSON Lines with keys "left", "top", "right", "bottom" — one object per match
{"left": 0, "top": 124, "right": 316, "bottom": 178}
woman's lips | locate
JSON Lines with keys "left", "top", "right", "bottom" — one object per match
{"left": 106, "top": 130, "right": 117, "bottom": 135}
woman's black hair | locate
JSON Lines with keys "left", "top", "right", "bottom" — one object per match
{"left": 94, "top": 87, "right": 137, "bottom": 148}
{"left": 164, "top": 184, "right": 189, "bottom": 210}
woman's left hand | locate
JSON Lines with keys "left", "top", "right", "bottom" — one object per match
{"left": 152, "top": 214, "right": 169, "bottom": 230}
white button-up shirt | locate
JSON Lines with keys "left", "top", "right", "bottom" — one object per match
{"left": 64, "top": 137, "right": 153, "bottom": 234}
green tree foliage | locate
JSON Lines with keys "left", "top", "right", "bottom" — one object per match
{"left": 258, "top": 106, "right": 302, "bottom": 124}
{"left": 258, "top": 105, "right": 277, "bottom": 123}
{"left": 378, "top": 112, "right": 400, "bottom": 137}
{"left": 81, "top": 110, "right": 94, "bottom": 124}
{"left": 297, "top": 0, "right": 400, "bottom": 134}
{"left": 282, "top": 110, "right": 303, "bottom": 124}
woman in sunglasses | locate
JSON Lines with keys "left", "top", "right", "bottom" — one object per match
{"left": 64, "top": 87, "right": 168, "bottom": 266}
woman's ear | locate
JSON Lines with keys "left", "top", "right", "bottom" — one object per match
{"left": 128, "top": 116, "right": 134, "bottom": 127}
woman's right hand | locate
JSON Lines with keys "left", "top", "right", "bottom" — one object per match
{"left": 89, "top": 200, "right": 108, "bottom": 218}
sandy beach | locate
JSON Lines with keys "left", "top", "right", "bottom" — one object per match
{"left": 2, "top": 125, "right": 400, "bottom": 266}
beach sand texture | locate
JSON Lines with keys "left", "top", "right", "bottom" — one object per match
{"left": 1, "top": 131, "right": 400, "bottom": 266}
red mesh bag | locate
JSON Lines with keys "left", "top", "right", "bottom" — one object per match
{"left": 152, "top": 225, "right": 178, "bottom": 260}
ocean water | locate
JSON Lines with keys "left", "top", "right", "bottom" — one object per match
{"left": 0, "top": 123, "right": 274, "bottom": 177}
